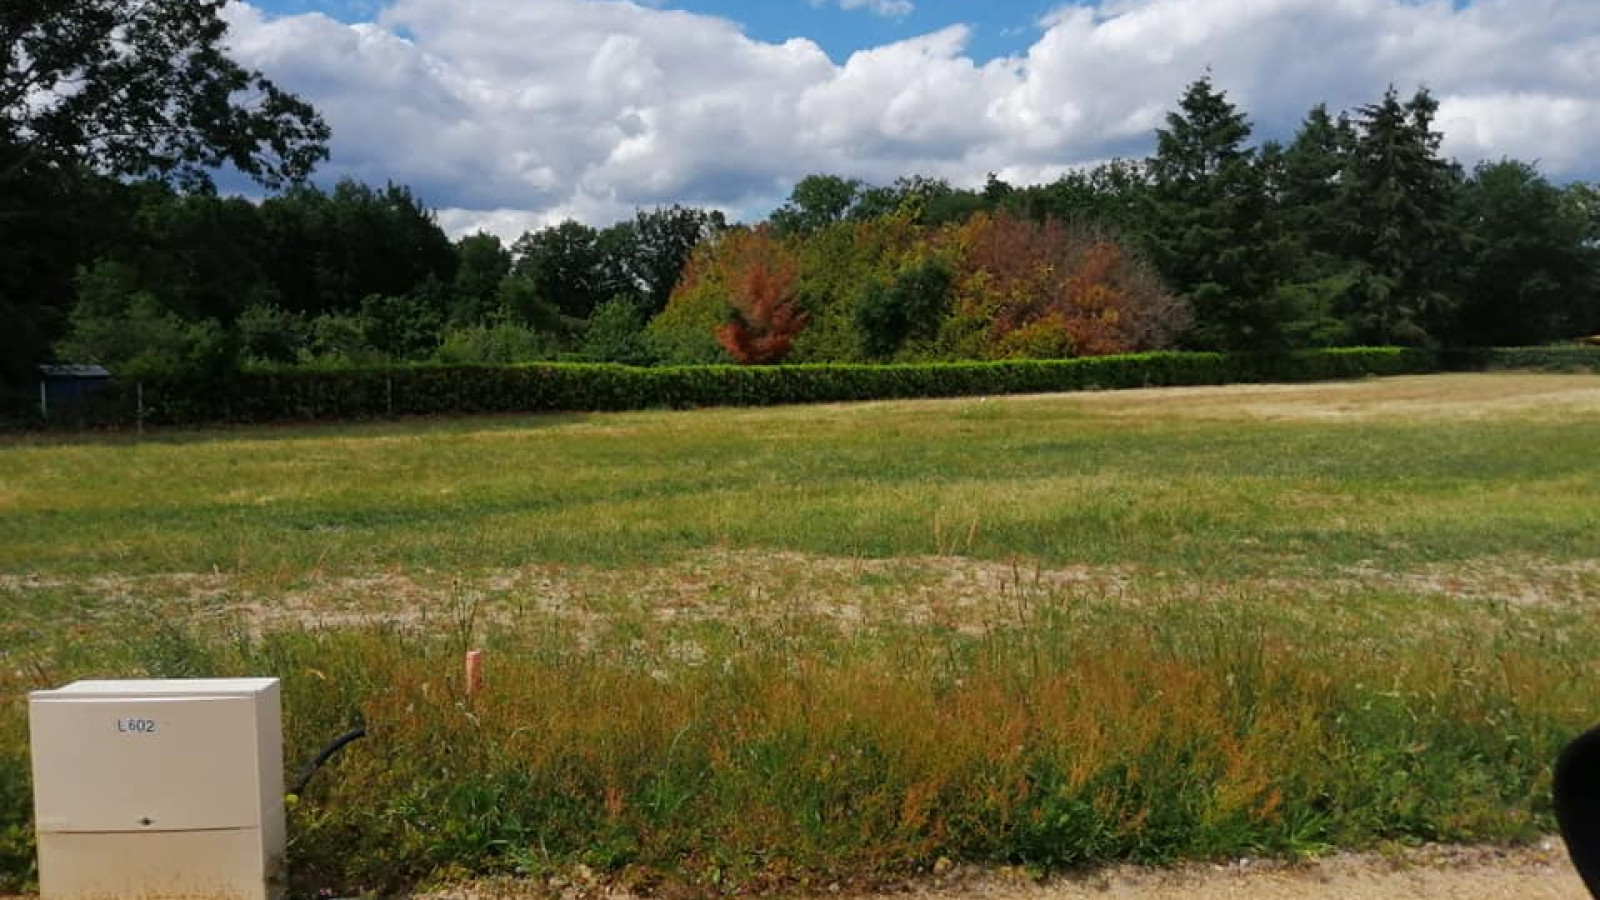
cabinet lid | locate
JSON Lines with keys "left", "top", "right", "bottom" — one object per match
{"left": 33, "top": 679, "right": 278, "bottom": 700}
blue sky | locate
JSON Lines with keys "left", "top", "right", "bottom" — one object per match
{"left": 225, "top": 0, "right": 1600, "bottom": 239}
{"left": 251, "top": 0, "right": 1061, "bottom": 63}
{"left": 652, "top": 0, "right": 1061, "bottom": 63}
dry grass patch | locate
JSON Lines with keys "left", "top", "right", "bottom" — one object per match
{"left": 1051, "top": 372, "right": 1600, "bottom": 422}
{"left": 6, "top": 549, "right": 1594, "bottom": 650}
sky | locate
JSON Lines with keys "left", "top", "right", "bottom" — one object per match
{"left": 228, "top": 0, "right": 1600, "bottom": 240}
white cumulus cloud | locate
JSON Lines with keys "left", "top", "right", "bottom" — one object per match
{"left": 223, "top": 0, "right": 1600, "bottom": 239}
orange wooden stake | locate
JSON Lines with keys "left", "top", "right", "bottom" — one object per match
{"left": 465, "top": 649, "right": 484, "bottom": 697}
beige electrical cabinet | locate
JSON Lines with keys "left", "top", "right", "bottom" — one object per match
{"left": 29, "top": 678, "right": 286, "bottom": 900}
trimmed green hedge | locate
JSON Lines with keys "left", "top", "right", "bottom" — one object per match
{"left": 22, "top": 344, "right": 1595, "bottom": 429}
{"left": 1466, "top": 345, "right": 1600, "bottom": 372}
{"left": 119, "top": 347, "right": 1437, "bottom": 427}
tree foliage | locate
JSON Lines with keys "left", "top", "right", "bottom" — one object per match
{"left": 450, "top": 232, "right": 513, "bottom": 326}
{"left": 771, "top": 174, "right": 862, "bottom": 236}
{"left": 1147, "top": 76, "right": 1284, "bottom": 351}
{"left": 950, "top": 214, "right": 1187, "bottom": 359}
{"left": 1, "top": 0, "right": 328, "bottom": 393}
{"left": 1337, "top": 87, "right": 1462, "bottom": 345}
{"left": 582, "top": 297, "right": 654, "bottom": 366}
{"left": 1, "top": 0, "right": 328, "bottom": 189}
{"left": 1452, "top": 161, "right": 1600, "bottom": 345}
{"left": 54, "top": 259, "right": 237, "bottom": 378}
{"left": 854, "top": 258, "right": 955, "bottom": 359}
{"left": 15, "top": 66, "right": 1600, "bottom": 406}
{"left": 714, "top": 241, "right": 809, "bottom": 365}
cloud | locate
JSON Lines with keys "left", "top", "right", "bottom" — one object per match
{"left": 816, "top": 0, "right": 916, "bottom": 18}
{"left": 224, "top": 0, "right": 1600, "bottom": 240}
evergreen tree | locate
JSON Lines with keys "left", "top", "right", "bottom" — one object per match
{"left": 1278, "top": 104, "right": 1355, "bottom": 262}
{"left": 1453, "top": 160, "right": 1598, "bottom": 345}
{"left": 1265, "top": 104, "right": 1361, "bottom": 345}
{"left": 1147, "top": 75, "right": 1286, "bottom": 351}
{"left": 1338, "top": 87, "right": 1462, "bottom": 345}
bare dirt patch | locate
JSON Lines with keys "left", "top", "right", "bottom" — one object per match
{"left": 8, "top": 548, "right": 1596, "bottom": 644}
{"left": 1349, "top": 558, "right": 1600, "bottom": 609}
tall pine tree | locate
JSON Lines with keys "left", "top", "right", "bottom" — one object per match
{"left": 1147, "top": 76, "right": 1286, "bottom": 351}
{"left": 1264, "top": 103, "right": 1361, "bottom": 345}
{"left": 1338, "top": 87, "right": 1462, "bottom": 345}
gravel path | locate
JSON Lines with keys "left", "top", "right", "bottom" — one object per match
{"left": 388, "top": 841, "right": 1594, "bottom": 900}
{"left": 874, "top": 842, "right": 1587, "bottom": 900}
{"left": 2, "top": 843, "right": 1589, "bottom": 900}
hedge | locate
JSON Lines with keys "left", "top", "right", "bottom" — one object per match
{"left": 1442, "top": 344, "right": 1600, "bottom": 373}
{"left": 16, "top": 344, "right": 1596, "bottom": 429}
{"left": 99, "top": 347, "right": 1433, "bottom": 427}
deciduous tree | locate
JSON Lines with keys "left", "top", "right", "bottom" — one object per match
{"left": 770, "top": 174, "right": 861, "bottom": 236}
{"left": 1453, "top": 160, "right": 1598, "bottom": 345}
{"left": 512, "top": 220, "right": 609, "bottom": 320}
{"left": 2, "top": 0, "right": 328, "bottom": 189}
{"left": 717, "top": 254, "right": 809, "bottom": 365}
{"left": 2, "top": 0, "right": 327, "bottom": 388}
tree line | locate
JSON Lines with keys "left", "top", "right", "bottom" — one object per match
{"left": 708, "top": 78, "right": 1599, "bottom": 362}
{"left": 48, "top": 181, "right": 727, "bottom": 377}
{"left": 6, "top": 0, "right": 1598, "bottom": 397}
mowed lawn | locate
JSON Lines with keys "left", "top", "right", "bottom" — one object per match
{"left": 2, "top": 372, "right": 1600, "bottom": 894}
{"left": 2, "top": 372, "right": 1597, "bottom": 581}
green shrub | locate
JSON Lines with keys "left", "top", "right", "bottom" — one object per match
{"left": 47, "top": 344, "right": 1596, "bottom": 430}
{"left": 112, "top": 348, "right": 1440, "bottom": 427}
{"left": 853, "top": 258, "right": 955, "bottom": 359}
{"left": 434, "top": 314, "right": 557, "bottom": 365}
{"left": 581, "top": 298, "right": 656, "bottom": 365}
{"left": 55, "top": 262, "right": 240, "bottom": 381}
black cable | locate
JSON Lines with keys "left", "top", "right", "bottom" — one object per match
{"left": 290, "top": 727, "right": 368, "bottom": 797}
{"left": 1555, "top": 724, "right": 1600, "bottom": 899}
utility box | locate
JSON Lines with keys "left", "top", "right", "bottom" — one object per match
{"left": 28, "top": 679, "right": 286, "bottom": 900}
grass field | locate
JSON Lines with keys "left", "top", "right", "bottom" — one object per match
{"left": 2, "top": 372, "right": 1599, "bottom": 895}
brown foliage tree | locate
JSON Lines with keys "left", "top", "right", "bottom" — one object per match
{"left": 955, "top": 213, "right": 1188, "bottom": 358}
{"left": 715, "top": 249, "right": 810, "bottom": 364}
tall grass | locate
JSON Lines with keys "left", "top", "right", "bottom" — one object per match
{"left": 2, "top": 586, "right": 1594, "bottom": 895}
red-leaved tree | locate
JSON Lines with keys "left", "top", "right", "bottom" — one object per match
{"left": 716, "top": 254, "right": 809, "bottom": 364}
